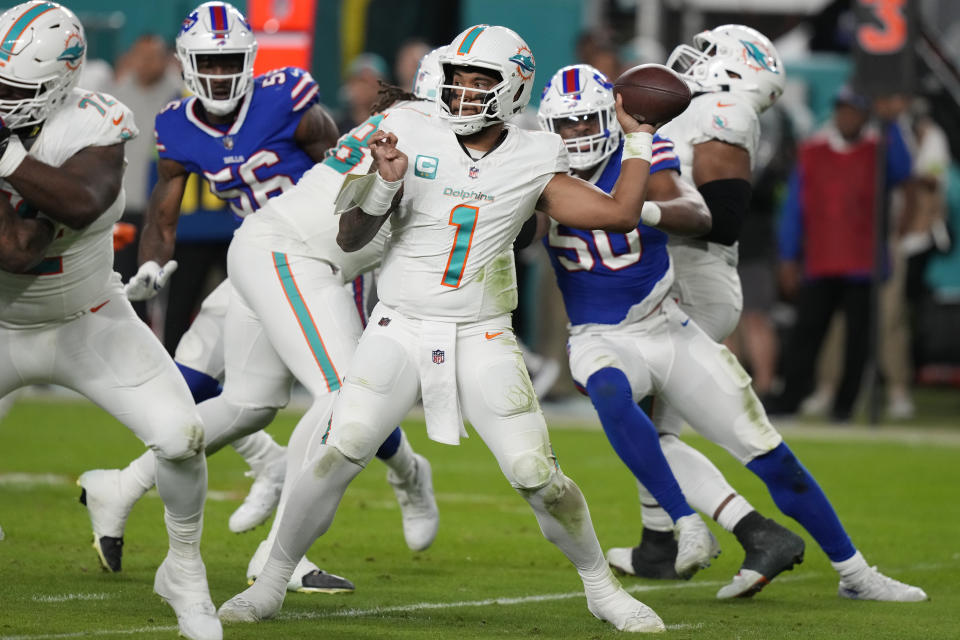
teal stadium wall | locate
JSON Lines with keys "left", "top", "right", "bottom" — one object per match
{"left": 460, "top": 0, "right": 581, "bottom": 108}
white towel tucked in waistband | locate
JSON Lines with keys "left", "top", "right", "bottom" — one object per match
{"left": 418, "top": 320, "right": 467, "bottom": 445}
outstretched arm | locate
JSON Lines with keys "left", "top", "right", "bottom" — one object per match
{"left": 0, "top": 198, "right": 55, "bottom": 273}
{"left": 537, "top": 95, "right": 657, "bottom": 233}
{"left": 123, "top": 157, "right": 189, "bottom": 301}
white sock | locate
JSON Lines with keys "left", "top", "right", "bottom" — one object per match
{"left": 156, "top": 453, "right": 206, "bottom": 559}
{"left": 380, "top": 430, "right": 416, "bottom": 482}
{"left": 661, "top": 435, "right": 755, "bottom": 527}
{"left": 578, "top": 553, "right": 622, "bottom": 600}
{"left": 231, "top": 431, "right": 285, "bottom": 476}
{"left": 241, "top": 445, "right": 363, "bottom": 602}
{"left": 715, "top": 495, "right": 756, "bottom": 532}
{"left": 523, "top": 473, "right": 609, "bottom": 578}
{"left": 123, "top": 450, "right": 158, "bottom": 495}
{"left": 637, "top": 482, "right": 674, "bottom": 532}
{"left": 831, "top": 550, "right": 867, "bottom": 578}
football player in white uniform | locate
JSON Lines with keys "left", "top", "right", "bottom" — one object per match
{"left": 77, "top": 1, "right": 437, "bottom": 594}
{"left": 603, "top": 25, "right": 926, "bottom": 603}
{"left": 218, "top": 24, "right": 690, "bottom": 633}
{"left": 0, "top": 3, "right": 220, "bottom": 639}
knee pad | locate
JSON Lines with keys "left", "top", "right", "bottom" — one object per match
{"left": 520, "top": 470, "right": 573, "bottom": 510}
{"left": 151, "top": 420, "right": 205, "bottom": 461}
{"left": 508, "top": 450, "right": 557, "bottom": 492}
{"left": 326, "top": 416, "right": 386, "bottom": 467}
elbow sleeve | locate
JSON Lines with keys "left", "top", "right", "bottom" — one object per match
{"left": 514, "top": 213, "right": 538, "bottom": 250}
{"left": 696, "top": 178, "right": 752, "bottom": 246}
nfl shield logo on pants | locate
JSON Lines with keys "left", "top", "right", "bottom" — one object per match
{"left": 432, "top": 349, "right": 445, "bottom": 364}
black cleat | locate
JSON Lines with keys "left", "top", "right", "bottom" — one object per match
{"left": 79, "top": 487, "right": 124, "bottom": 572}
{"left": 294, "top": 569, "right": 355, "bottom": 594}
{"left": 606, "top": 528, "right": 683, "bottom": 580}
{"left": 717, "top": 511, "right": 805, "bottom": 599}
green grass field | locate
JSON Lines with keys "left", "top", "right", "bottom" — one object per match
{"left": 1, "top": 397, "right": 958, "bottom": 639}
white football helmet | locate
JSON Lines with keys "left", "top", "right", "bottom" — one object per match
{"left": 437, "top": 25, "right": 536, "bottom": 135}
{"left": 0, "top": 1, "right": 85, "bottom": 129}
{"left": 538, "top": 64, "right": 620, "bottom": 171}
{"left": 666, "top": 24, "right": 785, "bottom": 113}
{"left": 412, "top": 45, "right": 446, "bottom": 101}
{"left": 176, "top": 1, "right": 257, "bottom": 116}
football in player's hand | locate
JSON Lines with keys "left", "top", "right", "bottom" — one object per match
{"left": 613, "top": 64, "right": 691, "bottom": 127}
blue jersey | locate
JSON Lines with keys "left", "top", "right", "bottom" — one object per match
{"left": 154, "top": 66, "right": 320, "bottom": 218}
{"left": 544, "top": 135, "right": 681, "bottom": 326}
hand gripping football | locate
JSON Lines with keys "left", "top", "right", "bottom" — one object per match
{"left": 613, "top": 64, "right": 691, "bottom": 127}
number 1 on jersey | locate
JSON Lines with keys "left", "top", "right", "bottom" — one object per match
{"left": 441, "top": 204, "right": 479, "bottom": 288}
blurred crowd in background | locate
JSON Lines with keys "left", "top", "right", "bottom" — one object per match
{"left": 70, "top": 0, "right": 960, "bottom": 424}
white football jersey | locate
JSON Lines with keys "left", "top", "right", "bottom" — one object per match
{"left": 0, "top": 88, "right": 137, "bottom": 327}
{"left": 376, "top": 108, "right": 568, "bottom": 322}
{"left": 658, "top": 91, "right": 759, "bottom": 271}
{"left": 240, "top": 100, "right": 438, "bottom": 283}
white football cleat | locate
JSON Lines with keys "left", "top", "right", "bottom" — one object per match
{"left": 606, "top": 546, "right": 636, "bottom": 576}
{"left": 218, "top": 588, "right": 284, "bottom": 624}
{"left": 387, "top": 453, "right": 439, "bottom": 551}
{"left": 77, "top": 469, "right": 135, "bottom": 572}
{"left": 229, "top": 457, "right": 285, "bottom": 534}
{"left": 587, "top": 586, "right": 666, "bottom": 633}
{"left": 716, "top": 569, "right": 769, "bottom": 599}
{"left": 154, "top": 554, "right": 222, "bottom": 640}
{"left": 673, "top": 514, "right": 720, "bottom": 579}
{"left": 838, "top": 565, "right": 928, "bottom": 602}
{"left": 246, "top": 539, "right": 355, "bottom": 594}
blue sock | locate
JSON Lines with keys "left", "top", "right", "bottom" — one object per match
{"left": 586, "top": 367, "right": 694, "bottom": 522}
{"left": 746, "top": 442, "right": 856, "bottom": 562}
{"left": 375, "top": 427, "right": 403, "bottom": 460}
{"left": 175, "top": 362, "right": 222, "bottom": 404}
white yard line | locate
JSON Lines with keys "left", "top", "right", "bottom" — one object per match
{"left": 30, "top": 594, "right": 113, "bottom": 603}
{"left": 2, "top": 563, "right": 946, "bottom": 640}
{"left": 0, "top": 473, "right": 73, "bottom": 487}
{"left": 0, "top": 474, "right": 239, "bottom": 502}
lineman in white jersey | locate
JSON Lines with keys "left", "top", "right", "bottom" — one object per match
{"left": 607, "top": 24, "right": 791, "bottom": 590}
{"left": 605, "top": 25, "right": 927, "bottom": 603}
{"left": 220, "top": 24, "right": 683, "bottom": 633}
{"left": 0, "top": 3, "right": 220, "bottom": 639}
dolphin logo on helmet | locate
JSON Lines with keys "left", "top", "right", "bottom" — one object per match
{"left": 436, "top": 25, "right": 537, "bottom": 136}
{"left": 0, "top": 1, "right": 86, "bottom": 128}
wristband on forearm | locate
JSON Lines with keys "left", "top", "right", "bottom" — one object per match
{"left": 640, "top": 200, "right": 661, "bottom": 226}
{"left": 358, "top": 172, "right": 402, "bottom": 217}
{"left": 622, "top": 131, "right": 653, "bottom": 163}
